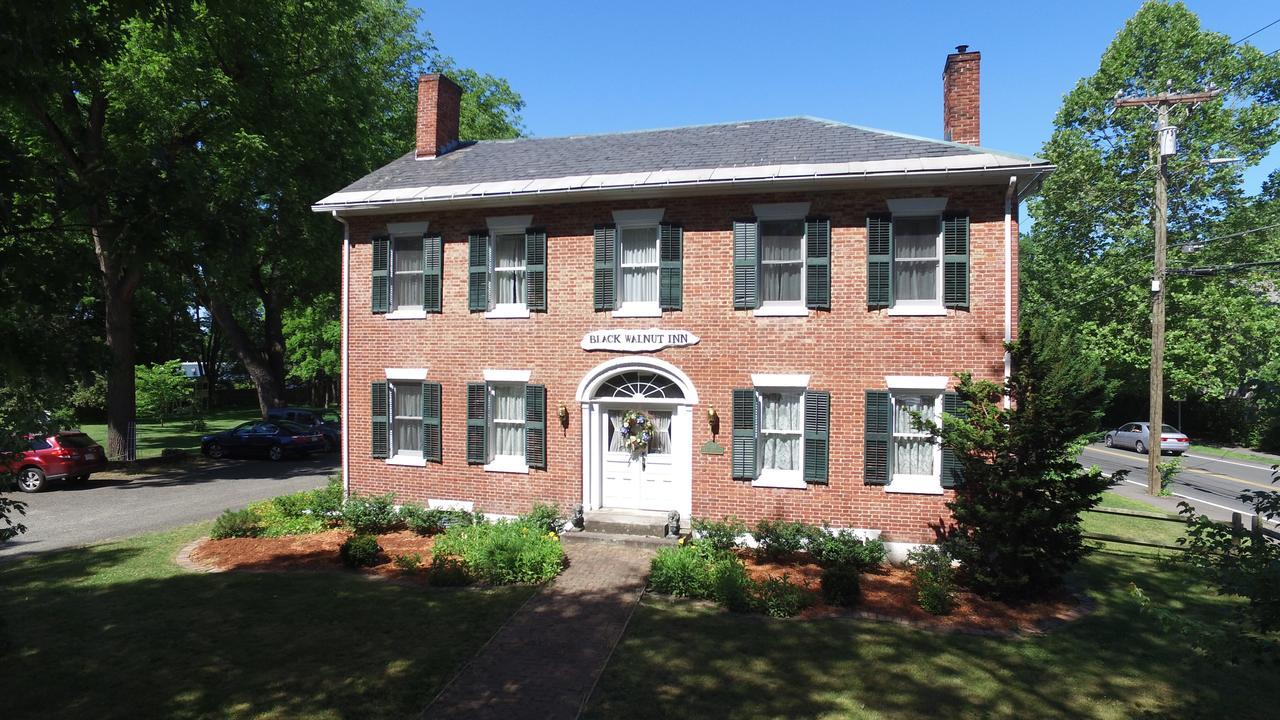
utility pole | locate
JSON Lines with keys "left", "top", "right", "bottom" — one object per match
{"left": 1114, "top": 86, "right": 1220, "bottom": 495}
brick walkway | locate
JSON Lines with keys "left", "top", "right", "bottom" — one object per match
{"left": 422, "top": 541, "right": 655, "bottom": 719}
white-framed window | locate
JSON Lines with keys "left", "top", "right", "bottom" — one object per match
{"left": 889, "top": 391, "right": 942, "bottom": 492}
{"left": 491, "top": 232, "right": 527, "bottom": 309}
{"left": 759, "top": 389, "right": 804, "bottom": 482}
{"left": 391, "top": 235, "right": 424, "bottom": 313}
{"left": 488, "top": 382, "right": 526, "bottom": 466}
{"left": 759, "top": 219, "right": 806, "bottom": 308}
{"left": 390, "top": 381, "right": 424, "bottom": 460}
{"left": 618, "top": 225, "right": 660, "bottom": 309}
{"left": 892, "top": 215, "right": 943, "bottom": 309}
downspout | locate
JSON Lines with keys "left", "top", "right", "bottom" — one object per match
{"left": 1004, "top": 176, "right": 1017, "bottom": 408}
{"left": 332, "top": 211, "right": 351, "bottom": 499}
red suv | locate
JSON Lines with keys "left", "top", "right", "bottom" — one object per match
{"left": 4, "top": 432, "right": 108, "bottom": 493}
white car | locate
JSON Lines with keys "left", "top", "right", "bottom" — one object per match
{"left": 1104, "top": 422, "right": 1190, "bottom": 455}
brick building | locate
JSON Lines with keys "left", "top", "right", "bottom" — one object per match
{"left": 313, "top": 47, "right": 1052, "bottom": 554}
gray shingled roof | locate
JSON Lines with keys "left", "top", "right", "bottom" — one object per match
{"left": 339, "top": 116, "right": 1018, "bottom": 195}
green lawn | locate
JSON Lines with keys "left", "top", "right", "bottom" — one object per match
{"left": 0, "top": 523, "right": 534, "bottom": 719}
{"left": 1080, "top": 491, "right": 1187, "bottom": 555}
{"left": 78, "top": 408, "right": 261, "bottom": 459}
{"left": 585, "top": 493, "right": 1278, "bottom": 720}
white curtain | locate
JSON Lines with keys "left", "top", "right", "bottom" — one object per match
{"left": 608, "top": 413, "right": 625, "bottom": 452}
{"left": 893, "top": 394, "right": 935, "bottom": 475}
{"left": 619, "top": 227, "right": 658, "bottom": 303}
{"left": 893, "top": 218, "right": 939, "bottom": 302}
{"left": 760, "top": 221, "right": 803, "bottom": 303}
{"left": 607, "top": 410, "right": 672, "bottom": 454}
{"left": 493, "top": 234, "right": 526, "bottom": 305}
{"left": 393, "top": 383, "right": 422, "bottom": 454}
{"left": 393, "top": 237, "right": 423, "bottom": 308}
{"left": 761, "top": 393, "right": 801, "bottom": 471}
{"left": 491, "top": 385, "right": 525, "bottom": 458}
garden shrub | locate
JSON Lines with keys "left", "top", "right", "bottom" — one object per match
{"left": 751, "top": 574, "right": 814, "bottom": 618}
{"left": 809, "top": 529, "right": 886, "bottom": 571}
{"left": 339, "top": 534, "right": 383, "bottom": 568}
{"left": 908, "top": 546, "right": 957, "bottom": 615}
{"left": 649, "top": 543, "right": 717, "bottom": 597}
{"left": 709, "top": 556, "right": 755, "bottom": 612}
{"left": 393, "top": 552, "right": 422, "bottom": 572}
{"left": 211, "top": 508, "right": 262, "bottom": 539}
{"left": 691, "top": 516, "right": 746, "bottom": 551}
{"left": 304, "top": 476, "right": 344, "bottom": 517}
{"left": 820, "top": 566, "right": 862, "bottom": 607}
{"left": 753, "top": 519, "right": 821, "bottom": 561}
{"left": 398, "top": 504, "right": 444, "bottom": 535}
{"left": 520, "top": 502, "right": 564, "bottom": 534}
{"left": 431, "top": 520, "right": 564, "bottom": 584}
{"left": 428, "top": 556, "right": 474, "bottom": 587}
{"left": 341, "top": 493, "right": 400, "bottom": 534}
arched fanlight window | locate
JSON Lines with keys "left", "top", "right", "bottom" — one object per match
{"left": 595, "top": 371, "right": 685, "bottom": 400}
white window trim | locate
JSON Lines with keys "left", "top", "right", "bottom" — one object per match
{"left": 889, "top": 211, "right": 945, "bottom": 313}
{"left": 887, "top": 306, "right": 948, "bottom": 316}
{"left": 386, "top": 308, "right": 429, "bottom": 320}
{"left": 389, "top": 233, "right": 426, "bottom": 315}
{"left": 885, "top": 389, "right": 944, "bottom": 495}
{"left": 387, "top": 455, "right": 427, "bottom": 467}
{"left": 387, "top": 221, "right": 430, "bottom": 236}
{"left": 612, "top": 212, "right": 664, "bottom": 316}
{"left": 387, "top": 380, "right": 426, "bottom": 463}
{"left": 486, "top": 215, "right": 534, "bottom": 236}
{"left": 886, "top": 197, "right": 947, "bottom": 217}
{"left": 752, "top": 382, "right": 806, "bottom": 490}
{"left": 484, "top": 305, "right": 531, "bottom": 319}
{"left": 612, "top": 208, "right": 665, "bottom": 228}
{"left": 484, "top": 369, "right": 532, "bottom": 383}
{"left": 484, "top": 456, "right": 530, "bottom": 474}
{"left": 753, "top": 214, "right": 808, "bottom": 316}
{"left": 385, "top": 368, "right": 428, "bottom": 381}
{"left": 612, "top": 305, "right": 662, "bottom": 318}
{"left": 484, "top": 215, "right": 534, "bottom": 317}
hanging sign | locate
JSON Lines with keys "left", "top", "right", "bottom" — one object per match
{"left": 581, "top": 328, "right": 700, "bottom": 353}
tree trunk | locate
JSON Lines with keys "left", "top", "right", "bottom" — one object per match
{"left": 255, "top": 274, "right": 289, "bottom": 403}
{"left": 203, "top": 293, "right": 282, "bottom": 417}
{"left": 92, "top": 221, "right": 142, "bottom": 462}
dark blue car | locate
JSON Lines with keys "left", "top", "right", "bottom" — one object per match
{"left": 266, "top": 407, "right": 341, "bottom": 452}
{"left": 201, "top": 420, "right": 326, "bottom": 461}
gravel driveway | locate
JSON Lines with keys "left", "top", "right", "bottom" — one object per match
{"left": 0, "top": 455, "right": 338, "bottom": 561}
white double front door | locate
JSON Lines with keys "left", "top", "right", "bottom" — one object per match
{"left": 598, "top": 407, "right": 686, "bottom": 513}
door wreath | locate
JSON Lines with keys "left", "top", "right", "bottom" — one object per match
{"left": 619, "top": 410, "right": 654, "bottom": 455}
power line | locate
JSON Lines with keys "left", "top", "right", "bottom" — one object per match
{"left": 1232, "top": 17, "right": 1280, "bottom": 46}
{"left": 1168, "top": 221, "right": 1280, "bottom": 250}
{"left": 1170, "top": 259, "right": 1280, "bottom": 277}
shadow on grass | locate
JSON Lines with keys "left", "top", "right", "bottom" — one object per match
{"left": 583, "top": 550, "right": 1279, "bottom": 720}
{"left": 0, "top": 538, "right": 532, "bottom": 720}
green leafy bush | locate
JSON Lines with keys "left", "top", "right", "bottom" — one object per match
{"left": 339, "top": 534, "right": 384, "bottom": 568}
{"left": 428, "top": 556, "right": 474, "bottom": 587}
{"left": 908, "top": 546, "right": 957, "bottom": 615}
{"left": 431, "top": 520, "right": 564, "bottom": 584}
{"left": 304, "top": 476, "right": 344, "bottom": 517}
{"left": 398, "top": 504, "right": 443, "bottom": 535}
{"left": 752, "top": 574, "right": 814, "bottom": 618}
{"left": 649, "top": 543, "right": 718, "bottom": 597}
{"left": 341, "top": 493, "right": 400, "bottom": 534}
{"left": 753, "top": 519, "right": 820, "bottom": 561}
{"left": 211, "top": 508, "right": 262, "bottom": 539}
{"left": 393, "top": 552, "right": 422, "bottom": 572}
{"left": 820, "top": 566, "right": 862, "bottom": 607}
{"left": 520, "top": 502, "right": 564, "bottom": 534}
{"left": 691, "top": 516, "right": 746, "bottom": 551}
{"left": 809, "top": 530, "right": 886, "bottom": 572}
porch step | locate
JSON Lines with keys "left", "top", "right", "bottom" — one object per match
{"left": 583, "top": 508, "right": 677, "bottom": 538}
{"left": 560, "top": 530, "right": 681, "bottom": 548}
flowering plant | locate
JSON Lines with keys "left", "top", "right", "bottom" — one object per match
{"left": 619, "top": 410, "right": 655, "bottom": 455}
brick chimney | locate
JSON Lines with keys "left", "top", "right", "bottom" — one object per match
{"left": 942, "top": 45, "right": 980, "bottom": 146}
{"left": 416, "top": 73, "right": 462, "bottom": 159}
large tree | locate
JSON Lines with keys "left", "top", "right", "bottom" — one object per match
{"left": 1024, "top": 1, "right": 1280, "bottom": 432}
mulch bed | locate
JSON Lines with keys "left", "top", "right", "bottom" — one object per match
{"left": 190, "top": 530, "right": 437, "bottom": 584}
{"left": 740, "top": 551, "right": 1084, "bottom": 634}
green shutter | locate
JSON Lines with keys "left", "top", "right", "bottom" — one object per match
{"left": 468, "top": 231, "right": 489, "bottom": 312}
{"left": 525, "top": 228, "right": 547, "bottom": 312}
{"left": 466, "top": 382, "right": 487, "bottom": 464}
{"left": 371, "top": 381, "right": 389, "bottom": 458}
{"left": 731, "top": 388, "right": 758, "bottom": 480}
{"left": 732, "top": 218, "right": 759, "bottom": 309}
{"left": 941, "top": 391, "right": 964, "bottom": 488}
{"left": 525, "top": 384, "right": 546, "bottom": 470}
{"left": 805, "top": 217, "right": 831, "bottom": 310}
{"left": 423, "top": 233, "right": 442, "bottom": 313}
{"left": 867, "top": 215, "right": 893, "bottom": 309}
{"left": 659, "top": 222, "right": 683, "bottom": 311}
{"left": 864, "top": 390, "right": 890, "bottom": 485}
{"left": 943, "top": 213, "right": 970, "bottom": 309}
{"left": 593, "top": 224, "right": 616, "bottom": 311}
{"left": 371, "top": 235, "right": 390, "bottom": 314}
{"left": 803, "top": 390, "right": 831, "bottom": 484}
{"left": 422, "top": 382, "right": 442, "bottom": 463}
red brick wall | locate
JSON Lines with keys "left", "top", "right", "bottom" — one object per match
{"left": 943, "top": 50, "right": 981, "bottom": 146}
{"left": 341, "top": 185, "right": 1017, "bottom": 543}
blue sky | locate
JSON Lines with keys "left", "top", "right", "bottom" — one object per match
{"left": 414, "top": 1, "right": 1278, "bottom": 194}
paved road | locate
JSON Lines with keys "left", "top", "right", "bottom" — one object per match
{"left": 0, "top": 455, "right": 337, "bottom": 561}
{"left": 1080, "top": 444, "right": 1279, "bottom": 526}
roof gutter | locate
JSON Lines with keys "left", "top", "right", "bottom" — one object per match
{"left": 331, "top": 210, "right": 351, "bottom": 500}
